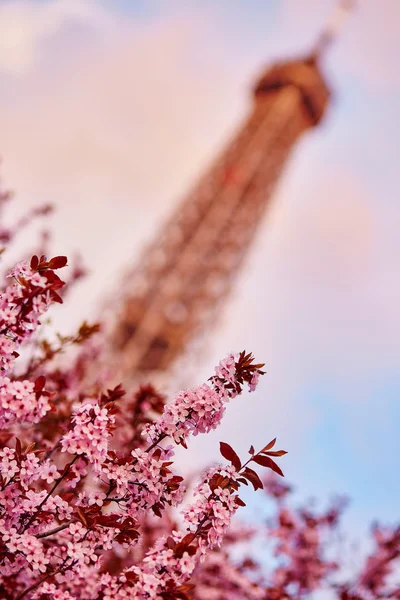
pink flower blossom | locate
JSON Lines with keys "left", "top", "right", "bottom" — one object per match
{"left": 60, "top": 402, "right": 114, "bottom": 467}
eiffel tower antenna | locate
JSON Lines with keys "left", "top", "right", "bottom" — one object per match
{"left": 313, "top": 0, "right": 356, "bottom": 59}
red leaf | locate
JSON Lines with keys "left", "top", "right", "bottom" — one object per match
{"left": 34, "top": 375, "right": 46, "bottom": 393}
{"left": 15, "top": 437, "right": 22, "bottom": 458}
{"left": 261, "top": 438, "right": 276, "bottom": 453}
{"left": 152, "top": 503, "right": 162, "bottom": 517}
{"left": 169, "top": 476, "right": 184, "bottom": 484}
{"left": 242, "top": 467, "right": 264, "bottom": 491}
{"left": 219, "top": 442, "right": 241, "bottom": 471}
{"left": 48, "top": 256, "right": 68, "bottom": 270}
{"left": 30, "top": 255, "right": 39, "bottom": 270}
{"left": 166, "top": 536, "right": 175, "bottom": 549}
{"left": 50, "top": 290, "right": 63, "bottom": 304}
{"left": 235, "top": 496, "right": 246, "bottom": 507}
{"left": 252, "top": 455, "right": 284, "bottom": 477}
{"left": 175, "top": 537, "right": 195, "bottom": 558}
{"left": 76, "top": 508, "right": 88, "bottom": 527}
{"left": 180, "top": 533, "right": 194, "bottom": 546}
{"left": 46, "top": 272, "right": 65, "bottom": 289}
{"left": 125, "top": 571, "right": 139, "bottom": 585}
{"left": 248, "top": 445, "right": 255, "bottom": 455}
{"left": 237, "top": 477, "right": 249, "bottom": 486}
{"left": 25, "top": 442, "right": 36, "bottom": 454}
{"left": 265, "top": 450, "right": 287, "bottom": 457}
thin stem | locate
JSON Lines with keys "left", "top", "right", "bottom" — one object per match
{"left": 22, "top": 455, "right": 78, "bottom": 532}
{"left": 16, "top": 571, "right": 56, "bottom": 600}
{"left": 145, "top": 433, "right": 167, "bottom": 454}
{"left": 36, "top": 521, "right": 74, "bottom": 539}
{"left": 15, "top": 560, "right": 76, "bottom": 600}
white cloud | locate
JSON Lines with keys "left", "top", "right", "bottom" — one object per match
{"left": 0, "top": 0, "right": 109, "bottom": 73}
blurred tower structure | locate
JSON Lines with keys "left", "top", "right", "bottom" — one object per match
{"left": 111, "top": 2, "right": 353, "bottom": 378}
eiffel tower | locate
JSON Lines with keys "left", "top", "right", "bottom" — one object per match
{"left": 111, "top": 2, "right": 353, "bottom": 379}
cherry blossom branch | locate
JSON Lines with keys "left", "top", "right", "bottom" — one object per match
{"left": 36, "top": 521, "right": 74, "bottom": 539}
{"left": 22, "top": 455, "right": 79, "bottom": 532}
{"left": 16, "top": 560, "right": 77, "bottom": 600}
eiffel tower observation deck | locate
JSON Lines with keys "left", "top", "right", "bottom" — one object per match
{"left": 111, "top": 2, "right": 354, "bottom": 378}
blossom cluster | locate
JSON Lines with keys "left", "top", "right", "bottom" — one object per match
{"left": 113, "top": 469, "right": 240, "bottom": 600}
{"left": 1, "top": 256, "right": 65, "bottom": 370}
{"left": 193, "top": 551, "right": 264, "bottom": 600}
{"left": 144, "top": 352, "right": 264, "bottom": 448}
{"left": 100, "top": 445, "right": 185, "bottom": 519}
{"left": 0, "top": 255, "right": 66, "bottom": 428}
{"left": 182, "top": 464, "right": 241, "bottom": 549}
{"left": 0, "top": 377, "right": 52, "bottom": 427}
{"left": 117, "top": 446, "right": 287, "bottom": 598}
{"left": 0, "top": 251, "right": 275, "bottom": 599}
{"left": 61, "top": 402, "right": 115, "bottom": 467}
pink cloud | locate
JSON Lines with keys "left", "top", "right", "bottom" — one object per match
{"left": 0, "top": 0, "right": 111, "bottom": 73}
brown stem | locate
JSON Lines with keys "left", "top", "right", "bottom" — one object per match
{"left": 240, "top": 444, "right": 269, "bottom": 471}
{"left": 45, "top": 440, "right": 60, "bottom": 460}
{"left": 36, "top": 521, "right": 75, "bottom": 539}
{"left": 22, "top": 455, "right": 79, "bottom": 532}
{"left": 186, "top": 515, "right": 209, "bottom": 546}
{"left": 16, "top": 572, "right": 56, "bottom": 600}
{"left": 145, "top": 433, "right": 167, "bottom": 454}
{"left": 15, "top": 561, "right": 74, "bottom": 600}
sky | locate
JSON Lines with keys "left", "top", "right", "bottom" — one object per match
{"left": 0, "top": 0, "right": 399, "bottom": 555}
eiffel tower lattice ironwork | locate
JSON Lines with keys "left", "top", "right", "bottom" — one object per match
{"left": 111, "top": 2, "right": 353, "bottom": 378}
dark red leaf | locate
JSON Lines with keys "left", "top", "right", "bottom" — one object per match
{"left": 152, "top": 503, "right": 162, "bottom": 517}
{"left": 265, "top": 450, "right": 288, "bottom": 457}
{"left": 30, "top": 255, "right": 39, "bottom": 270}
{"left": 219, "top": 442, "right": 241, "bottom": 471}
{"left": 261, "top": 438, "right": 276, "bottom": 453}
{"left": 242, "top": 467, "right": 264, "bottom": 491}
{"left": 248, "top": 445, "right": 255, "bottom": 455}
{"left": 252, "top": 455, "right": 284, "bottom": 477}
{"left": 169, "top": 476, "right": 184, "bottom": 484}
{"left": 46, "top": 272, "right": 65, "bottom": 289}
{"left": 235, "top": 496, "right": 246, "bottom": 507}
{"left": 76, "top": 508, "right": 88, "bottom": 527}
{"left": 175, "top": 539, "right": 194, "bottom": 558}
{"left": 34, "top": 375, "right": 46, "bottom": 393}
{"left": 48, "top": 256, "right": 68, "bottom": 270}
{"left": 15, "top": 437, "right": 22, "bottom": 458}
{"left": 166, "top": 536, "right": 175, "bottom": 550}
{"left": 125, "top": 571, "right": 139, "bottom": 585}
{"left": 50, "top": 290, "right": 63, "bottom": 304}
{"left": 25, "top": 442, "right": 36, "bottom": 454}
{"left": 180, "top": 533, "right": 194, "bottom": 546}
{"left": 237, "top": 477, "right": 249, "bottom": 486}
{"left": 177, "top": 585, "right": 195, "bottom": 594}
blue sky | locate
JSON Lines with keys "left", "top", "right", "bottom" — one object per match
{"left": 0, "top": 0, "right": 399, "bottom": 546}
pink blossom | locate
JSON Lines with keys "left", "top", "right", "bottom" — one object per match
{"left": 60, "top": 402, "right": 114, "bottom": 467}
